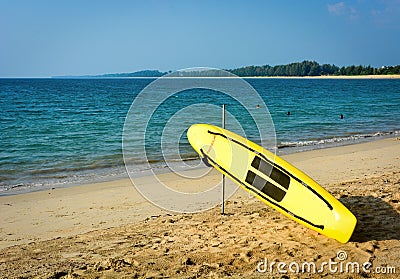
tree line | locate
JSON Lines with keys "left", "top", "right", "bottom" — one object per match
{"left": 66, "top": 61, "right": 400, "bottom": 78}
{"left": 228, "top": 61, "right": 400, "bottom": 77}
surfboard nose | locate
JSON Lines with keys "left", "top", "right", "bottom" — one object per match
{"left": 187, "top": 124, "right": 219, "bottom": 156}
{"left": 187, "top": 124, "right": 204, "bottom": 155}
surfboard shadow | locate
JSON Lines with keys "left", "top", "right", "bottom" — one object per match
{"left": 339, "top": 195, "right": 400, "bottom": 242}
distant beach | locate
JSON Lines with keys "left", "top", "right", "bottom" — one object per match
{"left": 244, "top": 74, "right": 400, "bottom": 79}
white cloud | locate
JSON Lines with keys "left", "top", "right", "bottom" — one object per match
{"left": 328, "top": 2, "right": 346, "bottom": 16}
{"left": 328, "top": 2, "right": 359, "bottom": 20}
{"left": 349, "top": 7, "right": 360, "bottom": 20}
{"left": 370, "top": 0, "right": 400, "bottom": 27}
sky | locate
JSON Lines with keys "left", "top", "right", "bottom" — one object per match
{"left": 1, "top": 0, "right": 400, "bottom": 77}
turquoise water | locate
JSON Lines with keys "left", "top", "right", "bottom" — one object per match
{"left": 1, "top": 78, "right": 399, "bottom": 194}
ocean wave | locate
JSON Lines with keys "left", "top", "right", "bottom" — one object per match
{"left": 279, "top": 130, "right": 399, "bottom": 149}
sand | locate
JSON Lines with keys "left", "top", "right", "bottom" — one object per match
{"left": 0, "top": 138, "right": 399, "bottom": 278}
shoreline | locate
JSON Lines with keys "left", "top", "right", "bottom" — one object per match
{"left": 0, "top": 137, "right": 399, "bottom": 278}
{"left": 3, "top": 74, "right": 400, "bottom": 79}
{"left": 2, "top": 131, "right": 399, "bottom": 197}
{"left": 243, "top": 74, "right": 400, "bottom": 79}
{"left": 1, "top": 137, "right": 399, "bottom": 248}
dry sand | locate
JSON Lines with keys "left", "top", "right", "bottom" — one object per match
{"left": 0, "top": 138, "right": 399, "bottom": 278}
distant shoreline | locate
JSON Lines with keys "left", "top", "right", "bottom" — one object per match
{"left": 243, "top": 74, "right": 400, "bottom": 79}
{"left": 48, "top": 74, "right": 400, "bottom": 79}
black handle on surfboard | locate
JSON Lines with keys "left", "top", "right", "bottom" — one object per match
{"left": 200, "top": 149, "right": 213, "bottom": 167}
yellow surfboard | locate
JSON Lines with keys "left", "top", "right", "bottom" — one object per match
{"left": 187, "top": 124, "right": 356, "bottom": 243}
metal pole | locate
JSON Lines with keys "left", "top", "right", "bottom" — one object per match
{"left": 222, "top": 104, "right": 226, "bottom": 215}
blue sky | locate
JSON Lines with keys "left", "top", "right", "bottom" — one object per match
{"left": 1, "top": 0, "right": 400, "bottom": 77}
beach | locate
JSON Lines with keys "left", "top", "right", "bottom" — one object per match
{"left": 1, "top": 137, "right": 399, "bottom": 278}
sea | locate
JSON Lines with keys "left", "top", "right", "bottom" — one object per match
{"left": 1, "top": 78, "right": 399, "bottom": 195}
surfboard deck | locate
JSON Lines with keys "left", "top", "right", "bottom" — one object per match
{"left": 187, "top": 124, "right": 357, "bottom": 243}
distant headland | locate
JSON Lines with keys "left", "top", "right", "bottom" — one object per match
{"left": 53, "top": 70, "right": 168, "bottom": 78}
{"left": 53, "top": 61, "right": 400, "bottom": 78}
